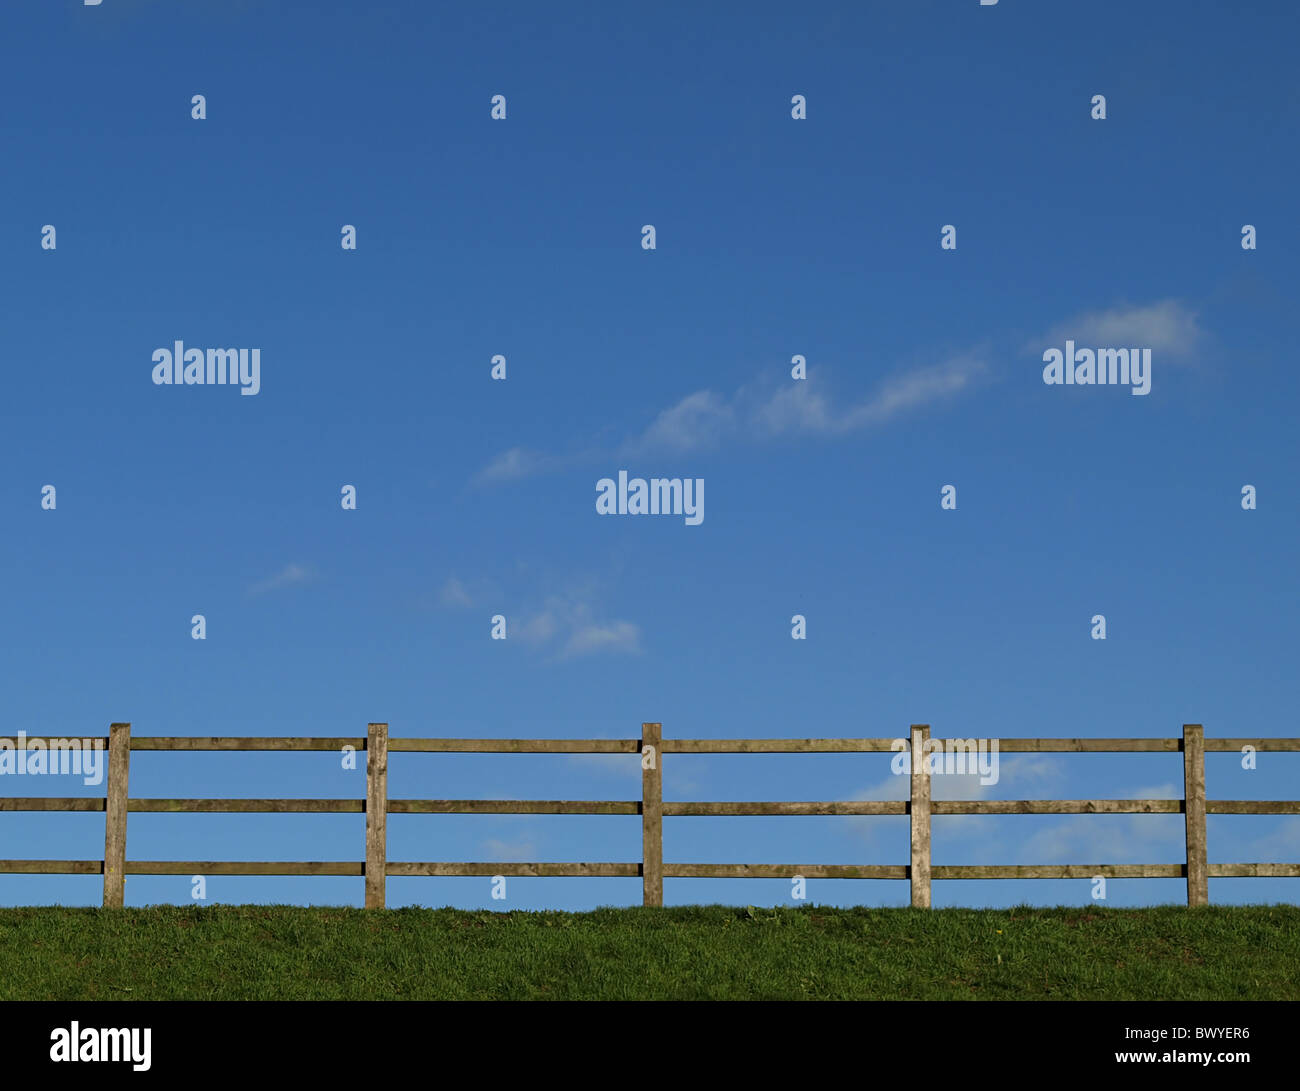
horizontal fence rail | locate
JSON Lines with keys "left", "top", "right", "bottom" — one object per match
{"left": 1, "top": 722, "right": 1298, "bottom": 907}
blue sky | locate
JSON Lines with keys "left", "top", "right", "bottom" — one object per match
{"left": 2, "top": 0, "right": 1298, "bottom": 910}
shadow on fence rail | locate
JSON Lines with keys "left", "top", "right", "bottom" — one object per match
{"left": 2, "top": 723, "right": 1298, "bottom": 908}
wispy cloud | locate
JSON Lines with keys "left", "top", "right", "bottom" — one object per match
{"left": 471, "top": 446, "right": 589, "bottom": 485}
{"left": 848, "top": 752, "right": 1065, "bottom": 846}
{"left": 751, "top": 355, "right": 986, "bottom": 438}
{"left": 473, "top": 446, "right": 546, "bottom": 484}
{"left": 566, "top": 751, "right": 701, "bottom": 795}
{"left": 847, "top": 755, "right": 1192, "bottom": 870}
{"left": 477, "top": 354, "right": 988, "bottom": 484}
{"left": 247, "top": 562, "right": 314, "bottom": 596}
{"left": 1130, "top": 782, "right": 1180, "bottom": 800}
{"left": 1244, "top": 817, "right": 1300, "bottom": 859}
{"left": 517, "top": 610, "right": 559, "bottom": 643}
{"left": 440, "top": 577, "right": 475, "bottom": 608}
{"left": 503, "top": 299, "right": 1201, "bottom": 491}
{"left": 992, "top": 780, "right": 1183, "bottom": 865}
{"left": 1016, "top": 812, "right": 1184, "bottom": 866}
{"left": 436, "top": 570, "right": 641, "bottom": 661}
{"left": 560, "top": 619, "right": 641, "bottom": 659}
{"left": 852, "top": 753, "right": 1063, "bottom": 805}
{"left": 1040, "top": 299, "right": 1203, "bottom": 358}
{"left": 620, "top": 390, "right": 735, "bottom": 456}
{"left": 568, "top": 753, "right": 641, "bottom": 777}
{"left": 516, "top": 592, "right": 642, "bottom": 661}
{"left": 481, "top": 836, "right": 540, "bottom": 862}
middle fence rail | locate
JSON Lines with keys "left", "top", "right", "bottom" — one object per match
{"left": 2, "top": 723, "right": 1299, "bottom": 908}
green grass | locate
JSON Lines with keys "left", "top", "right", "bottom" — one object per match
{"left": 1, "top": 903, "right": 1296, "bottom": 1000}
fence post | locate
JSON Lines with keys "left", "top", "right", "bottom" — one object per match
{"left": 365, "top": 722, "right": 389, "bottom": 909}
{"left": 1183, "top": 723, "right": 1208, "bottom": 907}
{"left": 641, "top": 722, "right": 663, "bottom": 907}
{"left": 910, "top": 723, "right": 931, "bottom": 909}
{"left": 103, "top": 722, "right": 131, "bottom": 908}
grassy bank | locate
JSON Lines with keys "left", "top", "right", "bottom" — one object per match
{"left": 1, "top": 903, "right": 1295, "bottom": 1001}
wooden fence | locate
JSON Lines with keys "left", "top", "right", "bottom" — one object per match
{"left": 2, "top": 723, "right": 1298, "bottom": 908}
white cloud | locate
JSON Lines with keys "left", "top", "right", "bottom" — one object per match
{"left": 1129, "top": 782, "right": 1180, "bottom": 800}
{"left": 472, "top": 446, "right": 592, "bottom": 486}
{"left": 621, "top": 390, "right": 734, "bottom": 456}
{"left": 836, "top": 356, "right": 987, "bottom": 430}
{"left": 472, "top": 446, "right": 546, "bottom": 484}
{"left": 1042, "top": 299, "right": 1203, "bottom": 358}
{"left": 746, "top": 355, "right": 986, "bottom": 438}
{"left": 847, "top": 751, "right": 1066, "bottom": 845}
{"left": 481, "top": 836, "right": 540, "bottom": 862}
{"left": 1245, "top": 817, "right": 1300, "bottom": 858}
{"left": 852, "top": 752, "right": 1064, "bottom": 804}
{"left": 440, "top": 578, "right": 475, "bottom": 608}
{"left": 566, "top": 752, "right": 700, "bottom": 795}
{"left": 560, "top": 619, "right": 641, "bottom": 660}
{"left": 473, "top": 299, "right": 1204, "bottom": 487}
{"left": 749, "top": 382, "right": 836, "bottom": 437}
{"left": 516, "top": 610, "right": 560, "bottom": 645}
{"left": 247, "top": 562, "right": 314, "bottom": 596}
{"left": 1006, "top": 780, "right": 1186, "bottom": 864}
{"left": 651, "top": 358, "right": 987, "bottom": 446}
{"left": 568, "top": 753, "right": 641, "bottom": 777}
{"left": 477, "top": 354, "right": 988, "bottom": 483}
{"left": 1015, "top": 812, "right": 1184, "bottom": 865}
{"left": 515, "top": 592, "right": 641, "bottom": 661}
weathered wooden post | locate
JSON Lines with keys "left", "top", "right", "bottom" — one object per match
{"left": 365, "top": 722, "right": 389, "bottom": 909}
{"left": 1182, "top": 723, "right": 1208, "bottom": 907}
{"left": 103, "top": 722, "right": 131, "bottom": 908}
{"left": 910, "top": 723, "right": 931, "bottom": 909}
{"left": 641, "top": 722, "right": 663, "bottom": 907}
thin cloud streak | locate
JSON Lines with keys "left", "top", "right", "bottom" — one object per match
{"left": 247, "top": 563, "right": 314, "bottom": 596}
{"left": 476, "top": 354, "right": 988, "bottom": 483}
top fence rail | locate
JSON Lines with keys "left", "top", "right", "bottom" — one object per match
{"left": 7, "top": 735, "right": 1300, "bottom": 752}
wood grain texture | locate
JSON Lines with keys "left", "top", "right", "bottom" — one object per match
{"left": 102, "top": 722, "right": 131, "bottom": 907}
{"left": 130, "top": 737, "right": 364, "bottom": 751}
{"left": 388, "top": 862, "right": 638, "bottom": 877}
{"left": 365, "top": 722, "right": 388, "bottom": 909}
{"left": 641, "top": 722, "right": 663, "bottom": 906}
{"left": 391, "top": 738, "right": 639, "bottom": 753}
{"left": 1183, "top": 724, "right": 1209, "bottom": 907}
{"left": 910, "top": 724, "right": 931, "bottom": 909}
